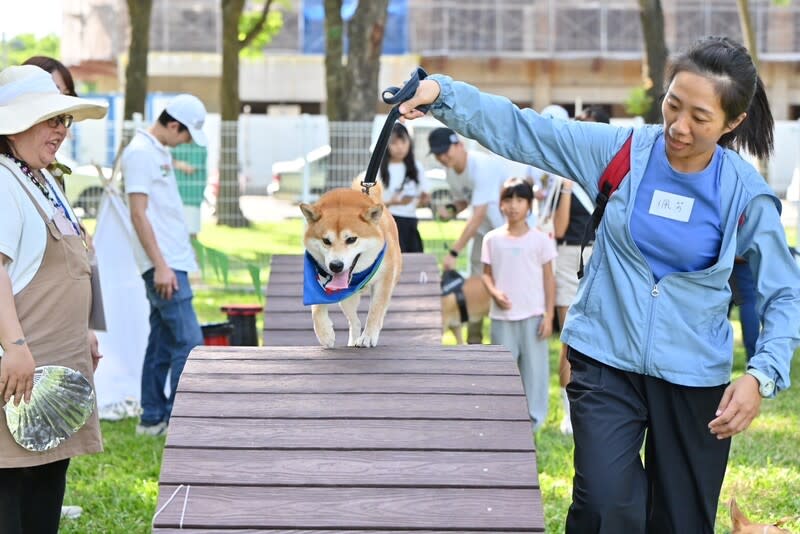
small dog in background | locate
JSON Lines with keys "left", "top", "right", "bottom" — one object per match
{"left": 730, "top": 498, "right": 793, "bottom": 533}
{"left": 441, "top": 271, "right": 490, "bottom": 344}
{"left": 300, "top": 178, "right": 401, "bottom": 348}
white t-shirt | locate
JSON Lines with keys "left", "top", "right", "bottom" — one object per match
{"left": 381, "top": 160, "right": 429, "bottom": 218}
{"left": 446, "top": 151, "right": 510, "bottom": 232}
{"left": 122, "top": 129, "right": 198, "bottom": 274}
{"left": 0, "top": 156, "right": 80, "bottom": 294}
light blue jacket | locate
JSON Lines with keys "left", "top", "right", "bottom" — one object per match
{"left": 429, "top": 74, "right": 800, "bottom": 392}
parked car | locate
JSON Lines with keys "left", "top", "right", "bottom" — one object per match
{"left": 59, "top": 154, "right": 111, "bottom": 219}
{"left": 268, "top": 145, "right": 330, "bottom": 202}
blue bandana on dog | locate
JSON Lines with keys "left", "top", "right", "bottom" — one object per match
{"left": 303, "top": 245, "right": 386, "bottom": 305}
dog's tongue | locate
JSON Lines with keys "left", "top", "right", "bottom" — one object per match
{"left": 328, "top": 271, "right": 350, "bottom": 290}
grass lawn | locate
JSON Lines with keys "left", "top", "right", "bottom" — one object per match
{"left": 60, "top": 218, "right": 800, "bottom": 533}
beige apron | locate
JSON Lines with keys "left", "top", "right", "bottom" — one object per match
{"left": 0, "top": 163, "right": 102, "bottom": 468}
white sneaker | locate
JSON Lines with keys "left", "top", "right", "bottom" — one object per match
{"left": 61, "top": 505, "right": 82, "bottom": 519}
{"left": 135, "top": 421, "right": 167, "bottom": 436}
{"left": 560, "top": 414, "right": 573, "bottom": 435}
{"left": 560, "top": 388, "right": 573, "bottom": 435}
{"left": 99, "top": 398, "right": 141, "bottom": 421}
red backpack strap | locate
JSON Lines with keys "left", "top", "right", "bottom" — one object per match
{"left": 577, "top": 133, "right": 633, "bottom": 279}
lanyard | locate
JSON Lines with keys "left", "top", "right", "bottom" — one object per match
{"left": 46, "top": 179, "right": 83, "bottom": 237}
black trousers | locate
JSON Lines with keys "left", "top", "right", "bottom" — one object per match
{"left": 565, "top": 348, "right": 730, "bottom": 534}
{"left": 0, "top": 459, "right": 70, "bottom": 534}
{"left": 393, "top": 215, "right": 423, "bottom": 253}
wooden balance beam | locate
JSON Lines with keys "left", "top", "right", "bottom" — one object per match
{"left": 263, "top": 253, "right": 443, "bottom": 346}
{"left": 152, "top": 344, "right": 544, "bottom": 532}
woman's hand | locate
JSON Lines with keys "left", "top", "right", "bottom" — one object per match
{"left": 88, "top": 330, "right": 103, "bottom": 372}
{"left": 0, "top": 341, "right": 35, "bottom": 406}
{"left": 443, "top": 254, "right": 457, "bottom": 272}
{"left": 708, "top": 374, "right": 762, "bottom": 439}
{"left": 398, "top": 79, "right": 441, "bottom": 120}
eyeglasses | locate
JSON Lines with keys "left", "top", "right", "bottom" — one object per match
{"left": 46, "top": 114, "right": 74, "bottom": 129}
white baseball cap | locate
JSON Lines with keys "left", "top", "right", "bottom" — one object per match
{"left": 165, "top": 94, "right": 207, "bottom": 146}
{"left": 541, "top": 104, "right": 569, "bottom": 121}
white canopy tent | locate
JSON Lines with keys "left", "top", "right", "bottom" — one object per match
{"left": 92, "top": 186, "right": 150, "bottom": 420}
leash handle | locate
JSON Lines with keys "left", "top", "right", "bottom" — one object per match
{"left": 361, "top": 67, "right": 429, "bottom": 193}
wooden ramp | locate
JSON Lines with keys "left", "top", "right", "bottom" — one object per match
{"left": 263, "top": 253, "right": 442, "bottom": 346}
{"left": 153, "top": 345, "right": 543, "bottom": 532}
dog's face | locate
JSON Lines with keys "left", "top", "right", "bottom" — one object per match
{"left": 731, "top": 498, "right": 792, "bottom": 534}
{"left": 300, "top": 189, "right": 385, "bottom": 291}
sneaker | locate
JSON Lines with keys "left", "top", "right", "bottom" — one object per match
{"left": 61, "top": 505, "right": 82, "bottom": 519}
{"left": 136, "top": 421, "right": 167, "bottom": 436}
{"left": 99, "top": 398, "right": 141, "bottom": 421}
{"left": 560, "top": 414, "right": 573, "bottom": 435}
{"left": 560, "top": 388, "right": 573, "bottom": 435}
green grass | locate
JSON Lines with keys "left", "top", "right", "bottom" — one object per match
{"left": 60, "top": 219, "right": 800, "bottom": 533}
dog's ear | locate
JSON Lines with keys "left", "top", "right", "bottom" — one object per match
{"left": 300, "top": 203, "right": 320, "bottom": 223}
{"left": 730, "top": 498, "right": 751, "bottom": 531}
{"left": 363, "top": 204, "right": 383, "bottom": 224}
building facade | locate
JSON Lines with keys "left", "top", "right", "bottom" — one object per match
{"left": 62, "top": 0, "right": 800, "bottom": 119}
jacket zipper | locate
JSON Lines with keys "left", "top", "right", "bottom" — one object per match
{"left": 643, "top": 282, "right": 659, "bottom": 374}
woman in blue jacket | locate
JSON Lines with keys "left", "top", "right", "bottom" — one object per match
{"left": 398, "top": 36, "right": 800, "bottom": 533}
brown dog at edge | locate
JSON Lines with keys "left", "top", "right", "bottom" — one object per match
{"left": 441, "top": 275, "right": 491, "bottom": 344}
{"left": 730, "top": 498, "right": 793, "bottom": 533}
{"left": 300, "top": 178, "right": 401, "bottom": 348}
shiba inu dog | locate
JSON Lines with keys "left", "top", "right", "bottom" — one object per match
{"left": 300, "top": 178, "right": 401, "bottom": 348}
{"left": 441, "top": 273, "right": 491, "bottom": 345}
{"left": 730, "top": 498, "right": 793, "bottom": 533}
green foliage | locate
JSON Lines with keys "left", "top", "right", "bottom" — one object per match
{"left": 238, "top": 1, "right": 285, "bottom": 58}
{"left": 624, "top": 85, "right": 654, "bottom": 117}
{"left": 1, "top": 33, "right": 60, "bottom": 68}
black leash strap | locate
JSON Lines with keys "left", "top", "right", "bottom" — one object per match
{"left": 360, "top": 67, "right": 430, "bottom": 195}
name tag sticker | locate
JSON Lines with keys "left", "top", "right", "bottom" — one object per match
{"left": 649, "top": 189, "right": 694, "bottom": 222}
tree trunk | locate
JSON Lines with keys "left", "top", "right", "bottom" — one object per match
{"left": 323, "top": 0, "right": 346, "bottom": 121}
{"left": 218, "top": 0, "right": 249, "bottom": 227}
{"left": 123, "top": 0, "right": 153, "bottom": 120}
{"left": 637, "top": 0, "right": 668, "bottom": 124}
{"left": 736, "top": 0, "right": 759, "bottom": 67}
{"left": 323, "top": 0, "right": 389, "bottom": 189}
{"left": 345, "top": 0, "right": 389, "bottom": 121}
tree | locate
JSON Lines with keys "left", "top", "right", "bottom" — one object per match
{"left": 636, "top": 0, "right": 668, "bottom": 124}
{"left": 324, "top": 0, "right": 389, "bottom": 121}
{"left": 218, "top": 0, "right": 283, "bottom": 227}
{"left": 1, "top": 33, "right": 60, "bottom": 69}
{"left": 323, "top": 0, "right": 390, "bottom": 186}
{"left": 123, "top": 0, "right": 153, "bottom": 120}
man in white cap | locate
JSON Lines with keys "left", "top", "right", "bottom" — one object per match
{"left": 122, "top": 94, "right": 208, "bottom": 436}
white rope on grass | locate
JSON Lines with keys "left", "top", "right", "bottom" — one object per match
{"left": 151, "top": 484, "right": 191, "bottom": 529}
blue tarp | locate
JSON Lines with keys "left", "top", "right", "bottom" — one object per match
{"left": 303, "top": 0, "right": 408, "bottom": 55}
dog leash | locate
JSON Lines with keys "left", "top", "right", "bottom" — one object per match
{"left": 360, "top": 67, "right": 430, "bottom": 195}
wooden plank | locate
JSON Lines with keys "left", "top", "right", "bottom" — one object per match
{"left": 182, "top": 358, "right": 519, "bottom": 376}
{"left": 176, "top": 372, "right": 525, "bottom": 396}
{"left": 269, "top": 253, "right": 438, "bottom": 270}
{"left": 155, "top": 529, "right": 543, "bottom": 533}
{"left": 262, "top": 329, "right": 442, "bottom": 347}
{"left": 153, "top": 486, "right": 544, "bottom": 530}
{"left": 187, "top": 345, "right": 514, "bottom": 361}
{"left": 267, "top": 269, "right": 441, "bottom": 286}
{"left": 263, "top": 312, "right": 440, "bottom": 331}
{"left": 170, "top": 392, "right": 530, "bottom": 421}
{"left": 159, "top": 449, "right": 539, "bottom": 487}
{"left": 266, "top": 283, "right": 439, "bottom": 298}
{"left": 265, "top": 295, "right": 441, "bottom": 313}
{"left": 166, "top": 418, "right": 535, "bottom": 451}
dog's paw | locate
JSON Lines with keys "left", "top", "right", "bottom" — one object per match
{"left": 314, "top": 321, "right": 336, "bottom": 348}
{"left": 354, "top": 329, "right": 380, "bottom": 348}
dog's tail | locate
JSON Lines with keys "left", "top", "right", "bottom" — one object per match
{"left": 351, "top": 175, "right": 385, "bottom": 204}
